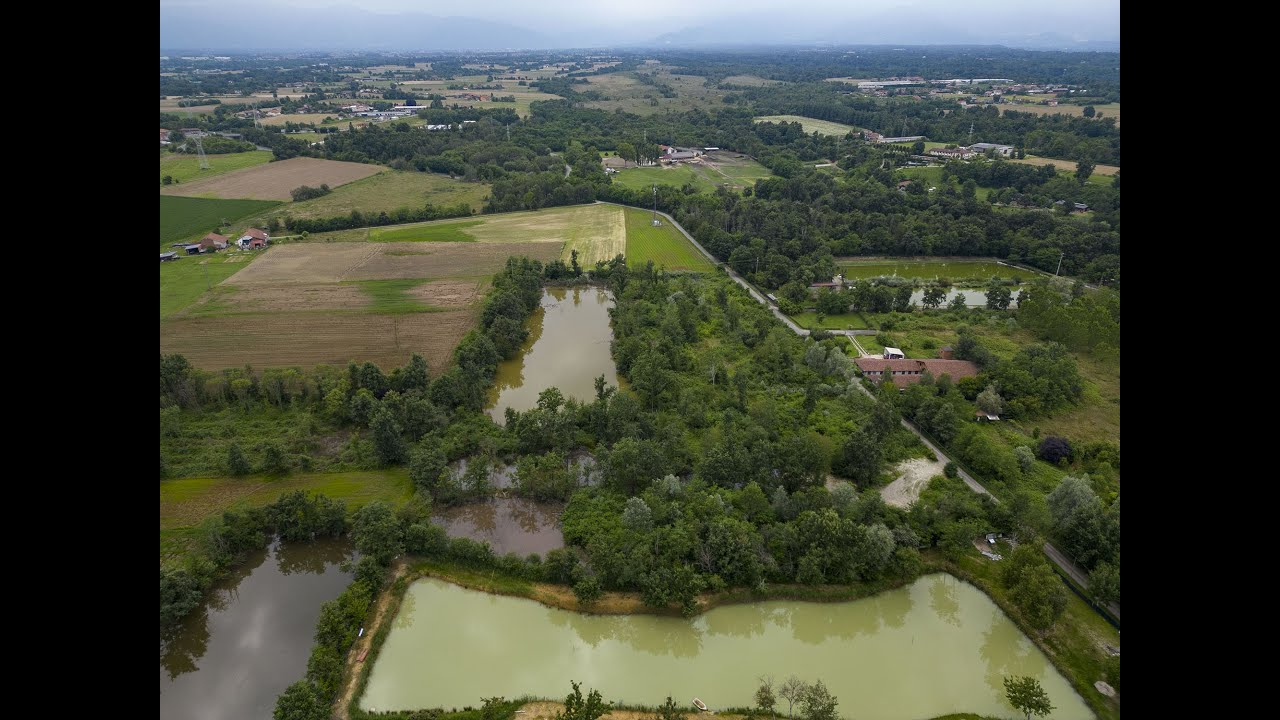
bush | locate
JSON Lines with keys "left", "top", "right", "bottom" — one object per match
{"left": 290, "top": 184, "right": 332, "bottom": 202}
{"left": 1037, "top": 436, "right": 1073, "bottom": 464}
{"left": 944, "top": 462, "right": 958, "bottom": 479}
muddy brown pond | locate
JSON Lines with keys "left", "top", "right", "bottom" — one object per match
{"left": 487, "top": 287, "right": 620, "bottom": 424}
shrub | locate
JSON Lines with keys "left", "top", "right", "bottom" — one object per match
{"left": 944, "top": 462, "right": 958, "bottom": 479}
{"left": 1037, "top": 436, "right": 1073, "bottom": 464}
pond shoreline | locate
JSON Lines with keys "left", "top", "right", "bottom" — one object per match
{"left": 338, "top": 553, "right": 1114, "bottom": 720}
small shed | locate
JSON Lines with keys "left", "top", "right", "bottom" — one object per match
{"left": 183, "top": 244, "right": 202, "bottom": 255}
{"left": 160, "top": 252, "right": 178, "bottom": 262}
{"left": 975, "top": 410, "right": 1000, "bottom": 422}
{"left": 883, "top": 347, "right": 905, "bottom": 360}
{"left": 938, "top": 345, "right": 954, "bottom": 359}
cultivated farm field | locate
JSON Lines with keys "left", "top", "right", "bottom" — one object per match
{"left": 356, "top": 204, "right": 627, "bottom": 266}
{"left": 159, "top": 195, "right": 280, "bottom": 247}
{"left": 160, "top": 241, "right": 562, "bottom": 372}
{"left": 160, "top": 150, "right": 274, "bottom": 185}
{"left": 238, "top": 170, "right": 490, "bottom": 227}
{"left": 836, "top": 258, "right": 1023, "bottom": 281}
{"left": 160, "top": 157, "right": 385, "bottom": 200}
{"left": 755, "top": 115, "right": 860, "bottom": 136}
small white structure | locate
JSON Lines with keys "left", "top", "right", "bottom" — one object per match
{"left": 883, "top": 347, "right": 905, "bottom": 360}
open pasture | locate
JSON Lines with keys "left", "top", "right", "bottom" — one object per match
{"left": 160, "top": 150, "right": 274, "bottom": 185}
{"left": 754, "top": 115, "right": 859, "bottom": 136}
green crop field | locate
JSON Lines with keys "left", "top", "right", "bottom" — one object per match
{"left": 160, "top": 150, "right": 274, "bottom": 185}
{"left": 755, "top": 115, "right": 859, "bottom": 136}
{"left": 837, "top": 259, "right": 1020, "bottom": 281}
{"left": 372, "top": 220, "right": 484, "bottom": 242}
{"left": 160, "top": 252, "right": 257, "bottom": 320}
{"left": 160, "top": 195, "right": 280, "bottom": 248}
{"left": 623, "top": 207, "right": 714, "bottom": 272}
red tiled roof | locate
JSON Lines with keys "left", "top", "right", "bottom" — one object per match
{"left": 201, "top": 233, "right": 228, "bottom": 245}
{"left": 853, "top": 358, "right": 979, "bottom": 387}
{"left": 242, "top": 228, "right": 268, "bottom": 240}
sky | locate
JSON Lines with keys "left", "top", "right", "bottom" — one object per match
{"left": 159, "top": 0, "right": 1120, "bottom": 49}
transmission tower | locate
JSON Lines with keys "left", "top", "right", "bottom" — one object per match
{"left": 967, "top": 123, "right": 974, "bottom": 146}
{"left": 651, "top": 184, "right": 660, "bottom": 226}
{"left": 194, "top": 133, "right": 210, "bottom": 170}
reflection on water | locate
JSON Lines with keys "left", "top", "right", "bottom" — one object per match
{"left": 361, "top": 574, "right": 1092, "bottom": 720}
{"left": 487, "top": 288, "right": 620, "bottom": 423}
{"left": 160, "top": 538, "right": 355, "bottom": 720}
{"left": 432, "top": 498, "right": 565, "bottom": 557}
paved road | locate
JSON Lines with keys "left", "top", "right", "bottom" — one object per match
{"left": 630, "top": 200, "right": 1120, "bottom": 624}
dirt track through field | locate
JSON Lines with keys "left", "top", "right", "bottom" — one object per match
{"left": 160, "top": 157, "right": 384, "bottom": 200}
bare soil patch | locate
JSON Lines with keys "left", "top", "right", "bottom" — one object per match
{"left": 353, "top": 242, "right": 562, "bottom": 280}
{"left": 408, "top": 279, "right": 487, "bottom": 309}
{"left": 160, "top": 157, "right": 384, "bottom": 200}
{"left": 879, "top": 457, "right": 947, "bottom": 508}
{"left": 207, "top": 283, "right": 371, "bottom": 313}
{"left": 159, "top": 308, "right": 477, "bottom": 371}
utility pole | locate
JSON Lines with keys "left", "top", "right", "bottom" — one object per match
{"left": 651, "top": 184, "right": 659, "bottom": 226}
{"left": 1055, "top": 251, "right": 1065, "bottom": 276}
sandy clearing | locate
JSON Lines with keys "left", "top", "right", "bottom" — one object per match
{"left": 160, "top": 157, "right": 385, "bottom": 200}
{"left": 879, "top": 457, "right": 947, "bottom": 508}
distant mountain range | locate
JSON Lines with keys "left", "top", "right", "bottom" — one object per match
{"left": 160, "top": 4, "right": 1117, "bottom": 53}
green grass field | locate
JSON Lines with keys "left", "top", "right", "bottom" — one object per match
{"left": 160, "top": 150, "right": 274, "bottom": 185}
{"left": 160, "top": 469, "right": 413, "bottom": 530}
{"left": 372, "top": 220, "right": 483, "bottom": 242}
{"left": 611, "top": 165, "right": 721, "bottom": 193}
{"left": 754, "top": 115, "right": 859, "bottom": 136}
{"left": 160, "top": 468, "right": 414, "bottom": 564}
{"left": 353, "top": 279, "right": 440, "bottom": 314}
{"left": 622, "top": 207, "right": 714, "bottom": 272}
{"left": 160, "top": 195, "right": 280, "bottom": 248}
{"left": 791, "top": 312, "right": 871, "bottom": 330}
{"left": 837, "top": 259, "right": 1016, "bottom": 281}
{"left": 160, "top": 252, "right": 255, "bottom": 320}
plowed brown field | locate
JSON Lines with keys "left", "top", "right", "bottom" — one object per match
{"left": 160, "top": 157, "right": 384, "bottom": 200}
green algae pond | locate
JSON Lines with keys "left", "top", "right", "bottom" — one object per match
{"left": 359, "top": 574, "right": 1091, "bottom": 719}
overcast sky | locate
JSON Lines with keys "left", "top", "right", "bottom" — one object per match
{"left": 160, "top": 0, "right": 1119, "bottom": 37}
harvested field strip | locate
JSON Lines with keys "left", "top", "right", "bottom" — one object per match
{"left": 160, "top": 150, "right": 273, "bottom": 185}
{"left": 160, "top": 470, "right": 414, "bottom": 531}
{"left": 561, "top": 204, "right": 626, "bottom": 265}
{"left": 160, "top": 195, "right": 280, "bottom": 247}
{"left": 622, "top": 207, "right": 713, "bottom": 272}
{"left": 160, "top": 157, "right": 385, "bottom": 201}
{"left": 159, "top": 309, "right": 478, "bottom": 372}
{"left": 373, "top": 221, "right": 483, "bottom": 243}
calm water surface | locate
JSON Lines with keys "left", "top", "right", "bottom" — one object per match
{"left": 487, "top": 287, "right": 619, "bottom": 423}
{"left": 360, "top": 574, "right": 1091, "bottom": 720}
{"left": 160, "top": 538, "right": 355, "bottom": 720}
{"left": 432, "top": 498, "right": 565, "bottom": 556}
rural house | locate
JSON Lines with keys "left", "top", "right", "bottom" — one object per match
{"left": 200, "top": 233, "right": 229, "bottom": 251}
{"left": 160, "top": 128, "right": 170, "bottom": 145}
{"left": 929, "top": 147, "right": 976, "bottom": 160}
{"left": 238, "top": 228, "right": 270, "bottom": 249}
{"left": 853, "top": 357, "right": 979, "bottom": 388}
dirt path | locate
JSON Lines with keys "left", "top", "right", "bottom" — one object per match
{"left": 879, "top": 457, "right": 947, "bottom": 508}
{"left": 334, "top": 559, "right": 409, "bottom": 720}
